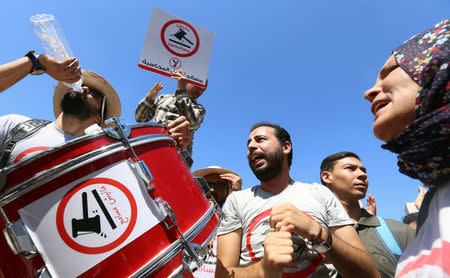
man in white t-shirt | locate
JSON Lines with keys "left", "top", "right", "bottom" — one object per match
{"left": 216, "top": 122, "right": 380, "bottom": 278}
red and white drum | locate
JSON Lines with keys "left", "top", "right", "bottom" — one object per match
{"left": 0, "top": 121, "right": 220, "bottom": 278}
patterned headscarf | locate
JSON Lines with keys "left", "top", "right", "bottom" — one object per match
{"left": 382, "top": 19, "right": 449, "bottom": 187}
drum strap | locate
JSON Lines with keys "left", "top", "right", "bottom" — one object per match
{"left": 0, "top": 119, "right": 51, "bottom": 168}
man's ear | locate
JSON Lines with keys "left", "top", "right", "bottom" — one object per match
{"left": 92, "top": 114, "right": 102, "bottom": 126}
{"left": 282, "top": 141, "right": 292, "bottom": 156}
{"left": 321, "top": 171, "right": 333, "bottom": 187}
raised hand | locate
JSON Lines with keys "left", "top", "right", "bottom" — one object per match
{"left": 366, "top": 195, "right": 376, "bottom": 215}
{"left": 414, "top": 186, "right": 428, "bottom": 210}
{"left": 147, "top": 81, "right": 163, "bottom": 100}
{"left": 220, "top": 173, "right": 242, "bottom": 192}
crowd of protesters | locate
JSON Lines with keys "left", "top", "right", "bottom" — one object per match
{"left": 0, "top": 18, "right": 448, "bottom": 278}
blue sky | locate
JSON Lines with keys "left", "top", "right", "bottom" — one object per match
{"left": 1, "top": 0, "right": 448, "bottom": 221}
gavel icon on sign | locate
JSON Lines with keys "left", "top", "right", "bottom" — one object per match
{"left": 72, "top": 192, "right": 101, "bottom": 238}
{"left": 172, "top": 29, "right": 193, "bottom": 46}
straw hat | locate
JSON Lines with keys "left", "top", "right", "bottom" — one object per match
{"left": 53, "top": 69, "right": 121, "bottom": 121}
{"left": 192, "top": 166, "right": 239, "bottom": 177}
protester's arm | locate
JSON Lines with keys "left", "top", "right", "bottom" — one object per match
{"left": 325, "top": 225, "right": 380, "bottom": 278}
{"left": 171, "top": 71, "right": 206, "bottom": 131}
{"left": 175, "top": 93, "right": 205, "bottom": 131}
{"left": 414, "top": 186, "right": 427, "bottom": 210}
{"left": 270, "top": 203, "right": 379, "bottom": 278}
{"left": 216, "top": 228, "right": 293, "bottom": 278}
{"left": 0, "top": 57, "right": 32, "bottom": 92}
{"left": 135, "top": 82, "right": 164, "bottom": 122}
{"left": 402, "top": 224, "right": 416, "bottom": 248}
{"left": 0, "top": 54, "right": 80, "bottom": 92}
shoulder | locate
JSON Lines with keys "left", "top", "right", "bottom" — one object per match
{"left": 0, "top": 114, "right": 30, "bottom": 123}
{"left": 0, "top": 114, "right": 32, "bottom": 149}
{"left": 385, "top": 218, "right": 415, "bottom": 237}
{"left": 228, "top": 185, "right": 259, "bottom": 200}
{"left": 375, "top": 218, "right": 415, "bottom": 249}
{"left": 0, "top": 114, "right": 31, "bottom": 130}
{"left": 292, "top": 181, "right": 334, "bottom": 198}
{"left": 155, "top": 94, "right": 173, "bottom": 102}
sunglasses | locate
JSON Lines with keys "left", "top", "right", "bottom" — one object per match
{"left": 82, "top": 87, "right": 107, "bottom": 124}
{"left": 207, "top": 180, "right": 229, "bottom": 191}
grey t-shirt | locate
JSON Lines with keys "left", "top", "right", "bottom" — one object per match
{"left": 218, "top": 181, "right": 353, "bottom": 277}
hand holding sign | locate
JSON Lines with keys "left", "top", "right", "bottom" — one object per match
{"left": 171, "top": 70, "right": 188, "bottom": 89}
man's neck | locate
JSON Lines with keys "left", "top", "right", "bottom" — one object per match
{"left": 260, "top": 168, "right": 292, "bottom": 195}
{"left": 340, "top": 199, "right": 362, "bottom": 223}
{"left": 55, "top": 113, "right": 94, "bottom": 137}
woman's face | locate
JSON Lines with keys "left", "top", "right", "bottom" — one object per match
{"left": 364, "top": 55, "right": 419, "bottom": 142}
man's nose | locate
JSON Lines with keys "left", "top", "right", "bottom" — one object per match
{"left": 247, "top": 139, "right": 257, "bottom": 152}
{"left": 81, "top": 87, "right": 89, "bottom": 95}
{"left": 357, "top": 169, "right": 367, "bottom": 181}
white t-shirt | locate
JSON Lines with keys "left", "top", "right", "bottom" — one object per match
{"left": 0, "top": 114, "right": 76, "bottom": 167}
{"left": 218, "top": 181, "right": 353, "bottom": 277}
{"left": 395, "top": 182, "right": 450, "bottom": 278}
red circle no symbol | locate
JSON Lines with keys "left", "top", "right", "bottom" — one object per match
{"left": 56, "top": 177, "right": 137, "bottom": 254}
{"left": 160, "top": 20, "right": 200, "bottom": 57}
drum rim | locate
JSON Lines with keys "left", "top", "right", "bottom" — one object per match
{"left": 130, "top": 203, "right": 221, "bottom": 277}
{"left": 1, "top": 122, "right": 166, "bottom": 175}
{"left": 0, "top": 133, "right": 175, "bottom": 206}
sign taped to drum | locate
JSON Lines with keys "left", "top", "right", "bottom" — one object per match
{"left": 18, "top": 160, "right": 165, "bottom": 278}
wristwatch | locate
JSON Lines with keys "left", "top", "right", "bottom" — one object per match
{"left": 25, "top": 50, "right": 45, "bottom": 75}
{"left": 310, "top": 240, "right": 331, "bottom": 254}
{"left": 306, "top": 226, "right": 332, "bottom": 254}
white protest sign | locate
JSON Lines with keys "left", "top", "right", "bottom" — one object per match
{"left": 19, "top": 161, "right": 165, "bottom": 278}
{"left": 139, "top": 7, "right": 215, "bottom": 88}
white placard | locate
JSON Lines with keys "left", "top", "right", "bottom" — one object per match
{"left": 138, "top": 7, "right": 215, "bottom": 88}
{"left": 19, "top": 160, "right": 165, "bottom": 278}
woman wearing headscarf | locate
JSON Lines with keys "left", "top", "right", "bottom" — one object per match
{"left": 364, "top": 19, "right": 449, "bottom": 277}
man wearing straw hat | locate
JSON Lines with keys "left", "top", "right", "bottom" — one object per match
{"left": 192, "top": 166, "right": 242, "bottom": 278}
{"left": 0, "top": 68, "right": 120, "bottom": 166}
{"left": 192, "top": 166, "right": 242, "bottom": 207}
{"left": 0, "top": 67, "right": 192, "bottom": 167}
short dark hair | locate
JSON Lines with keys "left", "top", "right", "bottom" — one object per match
{"left": 402, "top": 212, "right": 419, "bottom": 225}
{"left": 250, "top": 122, "right": 293, "bottom": 167}
{"left": 320, "top": 152, "right": 360, "bottom": 185}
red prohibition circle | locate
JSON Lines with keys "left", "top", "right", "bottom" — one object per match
{"left": 160, "top": 19, "right": 200, "bottom": 57}
{"left": 56, "top": 177, "right": 137, "bottom": 254}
